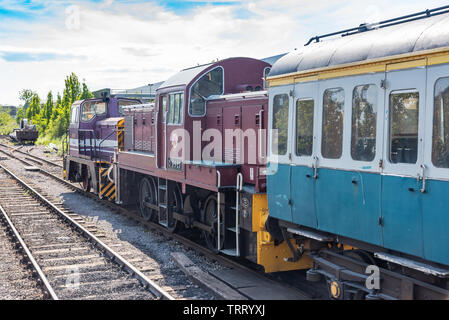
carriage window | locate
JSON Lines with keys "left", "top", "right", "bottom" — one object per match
{"left": 118, "top": 99, "right": 140, "bottom": 115}
{"left": 81, "top": 101, "right": 106, "bottom": 122}
{"left": 189, "top": 67, "right": 223, "bottom": 116}
{"left": 296, "top": 99, "right": 314, "bottom": 156}
{"left": 322, "top": 88, "right": 344, "bottom": 159}
{"left": 272, "top": 94, "right": 289, "bottom": 156}
{"left": 432, "top": 77, "right": 449, "bottom": 168}
{"left": 168, "top": 93, "right": 183, "bottom": 125}
{"left": 351, "top": 85, "right": 377, "bottom": 161}
{"left": 389, "top": 90, "right": 419, "bottom": 164}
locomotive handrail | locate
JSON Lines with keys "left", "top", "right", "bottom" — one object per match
{"left": 258, "top": 109, "right": 265, "bottom": 163}
{"left": 155, "top": 111, "right": 159, "bottom": 169}
{"left": 236, "top": 173, "right": 243, "bottom": 257}
{"left": 97, "top": 129, "right": 117, "bottom": 161}
{"left": 62, "top": 131, "right": 69, "bottom": 158}
{"left": 164, "top": 110, "right": 168, "bottom": 169}
{"left": 217, "top": 170, "right": 221, "bottom": 251}
{"left": 121, "top": 103, "right": 155, "bottom": 110}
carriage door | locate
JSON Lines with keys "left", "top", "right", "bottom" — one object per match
{"left": 381, "top": 64, "right": 426, "bottom": 257}
{"left": 159, "top": 95, "right": 168, "bottom": 168}
{"left": 267, "top": 86, "right": 294, "bottom": 223}
{"left": 290, "top": 82, "right": 318, "bottom": 228}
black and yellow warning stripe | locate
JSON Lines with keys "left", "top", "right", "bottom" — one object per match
{"left": 99, "top": 166, "right": 115, "bottom": 201}
{"left": 117, "top": 119, "right": 124, "bottom": 151}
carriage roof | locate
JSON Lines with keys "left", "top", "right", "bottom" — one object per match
{"left": 269, "top": 13, "right": 449, "bottom": 78}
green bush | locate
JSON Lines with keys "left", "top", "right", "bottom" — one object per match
{"left": 0, "top": 112, "right": 16, "bottom": 135}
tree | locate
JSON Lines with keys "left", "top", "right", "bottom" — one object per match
{"left": 43, "top": 91, "right": 54, "bottom": 124}
{"left": 25, "top": 93, "right": 41, "bottom": 120}
{"left": 65, "top": 73, "right": 81, "bottom": 104}
{"left": 16, "top": 108, "right": 24, "bottom": 125}
{"left": 16, "top": 72, "right": 93, "bottom": 142}
{"left": 19, "top": 89, "right": 35, "bottom": 112}
{"left": 81, "top": 81, "right": 94, "bottom": 100}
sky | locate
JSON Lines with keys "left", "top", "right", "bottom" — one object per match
{"left": 0, "top": 0, "right": 449, "bottom": 105}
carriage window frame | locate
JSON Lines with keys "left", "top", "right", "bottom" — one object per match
{"left": 321, "top": 87, "right": 345, "bottom": 160}
{"left": 271, "top": 93, "right": 290, "bottom": 156}
{"left": 432, "top": 77, "right": 449, "bottom": 169}
{"left": 388, "top": 89, "right": 420, "bottom": 165}
{"left": 80, "top": 100, "right": 107, "bottom": 122}
{"left": 295, "top": 98, "right": 314, "bottom": 157}
{"left": 351, "top": 84, "right": 378, "bottom": 162}
{"left": 188, "top": 66, "right": 224, "bottom": 117}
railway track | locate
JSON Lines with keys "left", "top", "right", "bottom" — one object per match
{"left": 0, "top": 163, "right": 176, "bottom": 300}
{"left": 0, "top": 203, "right": 53, "bottom": 300}
{"left": 0, "top": 142, "right": 62, "bottom": 170}
{"left": 0, "top": 141, "right": 319, "bottom": 299}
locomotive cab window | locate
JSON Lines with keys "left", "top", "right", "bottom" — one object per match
{"left": 351, "top": 85, "right": 377, "bottom": 162}
{"left": 295, "top": 99, "right": 314, "bottom": 156}
{"left": 70, "top": 105, "right": 79, "bottom": 124}
{"left": 389, "top": 90, "right": 419, "bottom": 164}
{"left": 81, "top": 101, "right": 106, "bottom": 122}
{"left": 168, "top": 93, "right": 183, "bottom": 125}
{"left": 189, "top": 67, "right": 224, "bottom": 116}
{"left": 272, "top": 94, "right": 289, "bottom": 156}
{"left": 432, "top": 77, "right": 449, "bottom": 168}
{"left": 161, "top": 96, "right": 167, "bottom": 123}
{"left": 322, "top": 88, "right": 344, "bottom": 159}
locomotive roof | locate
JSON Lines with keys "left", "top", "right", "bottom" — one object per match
{"left": 158, "top": 63, "right": 213, "bottom": 90}
{"left": 269, "top": 13, "right": 449, "bottom": 78}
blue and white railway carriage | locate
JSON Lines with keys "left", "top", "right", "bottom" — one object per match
{"left": 266, "top": 13, "right": 449, "bottom": 299}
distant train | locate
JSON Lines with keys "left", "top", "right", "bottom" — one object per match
{"left": 64, "top": 6, "right": 449, "bottom": 299}
{"left": 10, "top": 119, "right": 38, "bottom": 143}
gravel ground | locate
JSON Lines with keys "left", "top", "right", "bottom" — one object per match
{"left": 0, "top": 143, "right": 228, "bottom": 300}
{"left": 0, "top": 224, "right": 44, "bottom": 300}
{"left": 18, "top": 143, "right": 62, "bottom": 165}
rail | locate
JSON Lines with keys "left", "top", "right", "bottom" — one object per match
{"left": 0, "top": 203, "right": 58, "bottom": 300}
{"left": 0, "top": 162, "right": 175, "bottom": 300}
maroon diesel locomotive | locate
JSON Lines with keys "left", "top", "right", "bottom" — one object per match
{"left": 63, "top": 57, "right": 306, "bottom": 273}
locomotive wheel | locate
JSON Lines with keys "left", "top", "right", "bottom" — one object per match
{"left": 165, "top": 184, "right": 182, "bottom": 233}
{"left": 82, "top": 170, "right": 91, "bottom": 193}
{"left": 201, "top": 194, "right": 224, "bottom": 253}
{"left": 139, "top": 177, "right": 157, "bottom": 221}
{"left": 343, "top": 249, "right": 376, "bottom": 265}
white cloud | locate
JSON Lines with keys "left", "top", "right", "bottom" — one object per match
{"left": 0, "top": 0, "right": 448, "bottom": 105}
